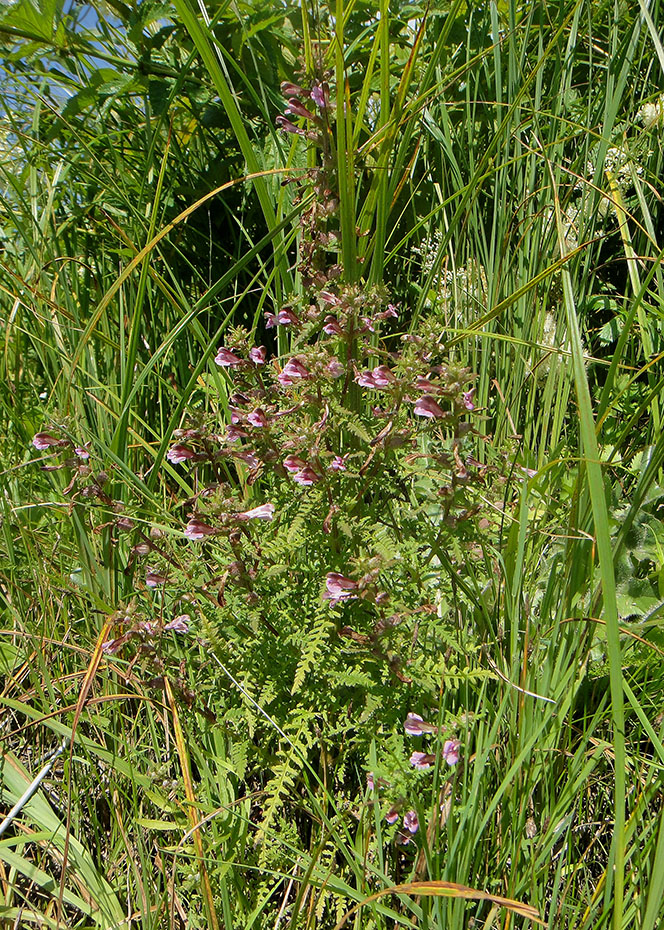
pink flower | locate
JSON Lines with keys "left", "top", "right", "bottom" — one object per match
{"left": 323, "top": 315, "right": 343, "bottom": 335}
{"left": 215, "top": 347, "right": 242, "bottom": 367}
{"left": 319, "top": 291, "right": 339, "bottom": 305}
{"left": 355, "top": 370, "right": 377, "bottom": 388}
{"left": 403, "top": 810, "right": 419, "bottom": 834}
{"left": 74, "top": 446, "right": 90, "bottom": 459}
{"left": 404, "top": 713, "right": 425, "bottom": 736}
{"left": 367, "top": 772, "right": 375, "bottom": 791}
{"left": 265, "top": 311, "right": 278, "bottom": 328}
{"left": 372, "top": 365, "right": 395, "bottom": 387}
{"left": 310, "top": 83, "right": 329, "bottom": 109}
{"left": 277, "top": 307, "right": 300, "bottom": 326}
{"left": 166, "top": 443, "right": 199, "bottom": 464}
{"left": 281, "top": 81, "right": 305, "bottom": 98}
{"left": 184, "top": 518, "right": 217, "bottom": 540}
{"left": 324, "top": 572, "right": 358, "bottom": 603}
{"left": 283, "top": 454, "right": 306, "bottom": 473}
{"left": 413, "top": 395, "right": 445, "bottom": 419}
{"left": 145, "top": 569, "right": 167, "bottom": 587}
{"left": 409, "top": 751, "right": 435, "bottom": 770}
{"left": 327, "top": 358, "right": 345, "bottom": 379}
{"left": 233, "top": 451, "right": 260, "bottom": 469}
{"left": 293, "top": 465, "right": 321, "bottom": 486}
{"left": 239, "top": 503, "right": 275, "bottom": 521}
{"left": 275, "top": 115, "right": 305, "bottom": 135}
{"left": 386, "top": 807, "right": 400, "bottom": 825}
{"left": 286, "top": 98, "right": 314, "bottom": 120}
{"left": 226, "top": 425, "right": 248, "bottom": 442}
{"left": 32, "top": 432, "right": 63, "bottom": 450}
{"left": 329, "top": 454, "right": 348, "bottom": 472}
{"left": 461, "top": 388, "right": 475, "bottom": 411}
{"left": 442, "top": 739, "right": 461, "bottom": 766}
{"left": 165, "top": 614, "right": 190, "bottom": 633}
{"left": 249, "top": 346, "right": 266, "bottom": 365}
{"left": 247, "top": 409, "right": 268, "bottom": 428}
{"left": 278, "top": 357, "right": 311, "bottom": 386}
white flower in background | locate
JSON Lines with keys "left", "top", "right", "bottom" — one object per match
{"left": 638, "top": 94, "right": 664, "bottom": 130}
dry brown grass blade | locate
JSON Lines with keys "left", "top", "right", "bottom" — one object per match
{"left": 56, "top": 612, "right": 114, "bottom": 927}
{"left": 164, "top": 676, "right": 221, "bottom": 930}
{"left": 332, "top": 879, "right": 544, "bottom": 930}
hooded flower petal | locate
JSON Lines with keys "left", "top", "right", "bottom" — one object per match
{"left": 404, "top": 713, "right": 425, "bottom": 736}
{"left": 327, "top": 358, "right": 345, "bottom": 379}
{"left": 385, "top": 807, "right": 400, "bottom": 825}
{"left": 413, "top": 395, "right": 445, "bottom": 419}
{"left": 215, "top": 347, "right": 242, "bottom": 367}
{"left": 323, "top": 315, "right": 343, "bottom": 335}
{"left": 283, "top": 454, "right": 306, "bottom": 473}
{"left": 403, "top": 810, "right": 419, "bottom": 834}
{"left": 165, "top": 614, "right": 190, "bottom": 633}
{"left": 293, "top": 465, "right": 321, "bottom": 486}
{"left": 278, "top": 357, "right": 311, "bottom": 386}
{"left": 145, "top": 569, "right": 167, "bottom": 587}
{"left": 249, "top": 346, "right": 266, "bottom": 365}
{"left": 166, "top": 443, "right": 199, "bottom": 464}
{"left": 184, "top": 518, "right": 217, "bottom": 540}
{"left": 409, "top": 751, "right": 436, "bottom": 770}
{"left": 32, "top": 432, "right": 64, "bottom": 450}
{"left": 442, "top": 739, "right": 461, "bottom": 766}
{"left": 324, "top": 572, "right": 358, "bottom": 603}
{"left": 239, "top": 503, "right": 275, "bottom": 521}
{"left": 247, "top": 409, "right": 268, "bottom": 428}
{"left": 372, "top": 365, "right": 396, "bottom": 388}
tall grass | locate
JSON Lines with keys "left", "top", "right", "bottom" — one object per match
{"left": 1, "top": 0, "right": 664, "bottom": 927}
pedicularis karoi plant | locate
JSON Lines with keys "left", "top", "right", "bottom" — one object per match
{"left": 31, "top": 77, "right": 481, "bottom": 841}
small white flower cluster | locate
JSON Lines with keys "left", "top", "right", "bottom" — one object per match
{"left": 638, "top": 94, "right": 664, "bottom": 130}
{"left": 412, "top": 235, "right": 487, "bottom": 326}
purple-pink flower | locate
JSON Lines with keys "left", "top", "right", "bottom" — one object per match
{"left": 323, "top": 315, "right": 343, "bottom": 335}
{"left": 277, "top": 307, "right": 300, "bottom": 326}
{"left": 310, "top": 83, "right": 330, "bottom": 109}
{"left": 166, "top": 443, "right": 199, "bottom": 464}
{"left": 233, "top": 451, "right": 260, "bottom": 469}
{"left": 215, "top": 347, "right": 242, "bottom": 367}
{"left": 372, "top": 365, "right": 396, "bottom": 387}
{"left": 275, "top": 115, "right": 305, "bottom": 136}
{"left": 409, "top": 751, "right": 436, "bottom": 770}
{"left": 324, "top": 572, "right": 358, "bottom": 603}
{"left": 226, "top": 425, "right": 248, "bottom": 442}
{"left": 329, "top": 454, "right": 348, "bottom": 472}
{"left": 413, "top": 395, "right": 445, "bottom": 419}
{"left": 165, "top": 614, "right": 190, "bottom": 633}
{"left": 404, "top": 713, "right": 425, "bottom": 736}
{"left": 283, "top": 454, "right": 306, "bottom": 473}
{"left": 238, "top": 503, "right": 275, "bottom": 521}
{"left": 278, "top": 357, "right": 311, "bottom": 386}
{"left": 442, "top": 739, "right": 461, "bottom": 766}
{"left": 145, "top": 569, "right": 167, "bottom": 588}
{"left": 32, "top": 432, "right": 64, "bottom": 450}
{"left": 385, "top": 807, "right": 400, "bottom": 825}
{"left": 184, "top": 518, "right": 217, "bottom": 540}
{"left": 247, "top": 409, "right": 268, "bottom": 428}
{"left": 249, "top": 346, "right": 266, "bottom": 365}
{"left": 74, "top": 446, "right": 90, "bottom": 459}
{"left": 461, "top": 388, "right": 475, "bottom": 411}
{"left": 327, "top": 358, "right": 345, "bottom": 379}
{"left": 293, "top": 465, "right": 321, "bottom": 486}
{"left": 403, "top": 810, "right": 419, "bottom": 834}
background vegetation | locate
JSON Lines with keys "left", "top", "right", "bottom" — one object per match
{"left": 1, "top": 0, "right": 664, "bottom": 928}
